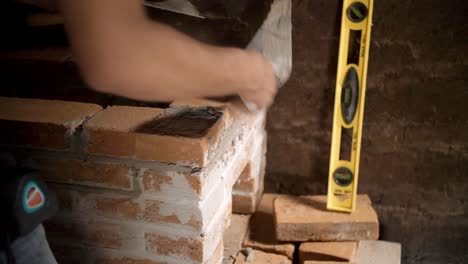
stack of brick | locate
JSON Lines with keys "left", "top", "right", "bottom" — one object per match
{"left": 224, "top": 194, "right": 401, "bottom": 263}
{"left": 0, "top": 96, "right": 267, "bottom": 264}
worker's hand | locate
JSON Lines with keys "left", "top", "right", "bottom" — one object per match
{"left": 239, "top": 51, "right": 278, "bottom": 109}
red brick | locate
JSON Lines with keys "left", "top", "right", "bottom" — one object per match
{"left": 84, "top": 105, "right": 225, "bottom": 166}
{"left": 274, "top": 195, "right": 379, "bottom": 242}
{"left": 170, "top": 98, "right": 245, "bottom": 128}
{"left": 233, "top": 249, "right": 291, "bottom": 264}
{"left": 232, "top": 192, "right": 261, "bottom": 214}
{"left": 170, "top": 98, "right": 228, "bottom": 108}
{"left": 299, "top": 242, "right": 357, "bottom": 263}
{"left": 26, "top": 157, "right": 133, "bottom": 190}
{"left": 94, "top": 196, "right": 141, "bottom": 220}
{"left": 145, "top": 233, "right": 203, "bottom": 262}
{"left": 242, "top": 194, "right": 295, "bottom": 259}
{"left": 233, "top": 163, "right": 256, "bottom": 192}
{"left": 206, "top": 238, "right": 224, "bottom": 264}
{"left": 223, "top": 214, "right": 251, "bottom": 261}
{"left": 140, "top": 168, "right": 203, "bottom": 196}
{"left": 0, "top": 97, "right": 101, "bottom": 150}
{"left": 54, "top": 190, "right": 202, "bottom": 230}
{"left": 45, "top": 218, "right": 123, "bottom": 249}
{"left": 141, "top": 170, "right": 173, "bottom": 192}
{"left": 136, "top": 134, "right": 208, "bottom": 165}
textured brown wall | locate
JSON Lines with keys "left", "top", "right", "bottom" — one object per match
{"left": 265, "top": 1, "right": 468, "bottom": 263}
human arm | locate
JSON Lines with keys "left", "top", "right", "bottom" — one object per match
{"left": 58, "top": 0, "right": 277, "bottom": 108}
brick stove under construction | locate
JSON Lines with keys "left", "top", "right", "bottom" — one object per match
{"left": 0, "top": 95, "right": 266, "bottom": 264}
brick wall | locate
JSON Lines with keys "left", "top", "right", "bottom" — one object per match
{"left": 266, "top": 1, "right": 468, "bottom": 264}
{"left": 0, "top": 96, "right": 266, "bottom": 264}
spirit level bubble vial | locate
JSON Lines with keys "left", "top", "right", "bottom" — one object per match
{"left": 327, "top": 0, "right": 374, "bottom": 213}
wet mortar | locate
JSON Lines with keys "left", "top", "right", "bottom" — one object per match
{"left": 135, "top": 107, "right": 222, "bottom": 138}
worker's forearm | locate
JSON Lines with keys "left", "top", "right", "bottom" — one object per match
{"left": 60, "top": 0, "right": 256, "bottom": 101}
{"left": 108, "top": 22, "right": 255, "bottom": 101}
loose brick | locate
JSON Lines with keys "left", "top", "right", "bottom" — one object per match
{"left": 233, "top": 249, "right": 291, "bottom": 264}
{"left": 299, "top": 242, "right": 357, "bottom": 263}
{"left": 354, "top": 240, "right": 401, "bottom": 264}
{"left": 0, "top": 97, "right": 101, "bottom": 150}
{"left": 242, "top": 194, "right": 295, "bottom": 259}
{"left": 84, "top": 105, "right": 225, "bottom": 166}
{"left": 145, "top": 233, "right": 203, "bottom": 262}
{"left": 274, "top": 195, "right": 379, "bottom": 242}
{"left": 25, "top": 157, "right": 133, "bottom": 190}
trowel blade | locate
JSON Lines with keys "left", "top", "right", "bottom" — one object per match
{"left": 145, "top": 0, "right": 205, "bottom": 19}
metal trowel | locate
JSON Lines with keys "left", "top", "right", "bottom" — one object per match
{"left": 145, "top": 0, "right": 292, "bottom": 111}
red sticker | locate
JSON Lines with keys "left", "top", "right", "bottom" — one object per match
{"left": 23, "top": 182, "right": 45, "bottom": 213}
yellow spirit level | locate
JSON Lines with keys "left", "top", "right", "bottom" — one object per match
{"left": 327, "top": 0, "right": 374, "bottom": 213}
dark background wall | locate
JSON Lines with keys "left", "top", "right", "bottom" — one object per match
{"left": 265, "top": 1, "right": 468, "bottom": 263}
